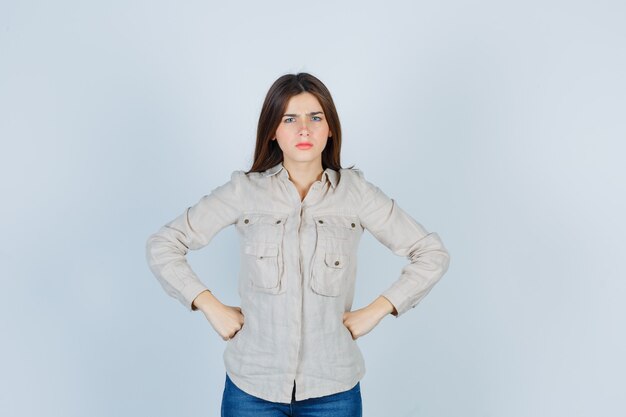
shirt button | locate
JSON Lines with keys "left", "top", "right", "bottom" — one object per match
{"left": 351, "top": 223, "right": 355, "bottom": 228}
{"left": 318, "top": 220, "right": 324, "bottom": 224}
{"left": 244, "top": 219, "right": 249, "bottom": 224}
{"left": 276, "top": 220, "right": 281, "bottom": 224}
{"left": 334, "top": 260, "right": 340, "bottom": 266}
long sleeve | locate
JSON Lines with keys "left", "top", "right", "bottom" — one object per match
{"left": 145, "top": 170, "right": 244, "bottom": 311}
{"left": 357, "top": 177, "right": 450, "bottom": 318}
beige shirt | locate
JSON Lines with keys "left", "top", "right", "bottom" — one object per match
{"left": 145, "top": 162, "right": 450, "bottom": 403}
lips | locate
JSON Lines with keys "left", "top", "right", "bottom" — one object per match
{"left": 296, "top": 142, "right": 313, "bottom": 149}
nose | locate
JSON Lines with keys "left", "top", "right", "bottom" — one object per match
{"left": 298, "top": 119, "right": 310, "bottom": 136}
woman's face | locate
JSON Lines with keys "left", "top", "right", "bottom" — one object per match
{"left": 273, "top": 92, "right": 331, "bottom": 168}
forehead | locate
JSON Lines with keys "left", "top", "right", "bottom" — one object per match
{"left": 285, "top": 92, "right": 323, "bottom": 112}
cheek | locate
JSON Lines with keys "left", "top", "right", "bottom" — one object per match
{"left": 275, "top": 124, "right": 296, "bottom": 139}
{"left": 320, "top": 137, "right": 330, "bottom": 148}
{"left": 311, "top": 122, "right": 329, "bottom": 134}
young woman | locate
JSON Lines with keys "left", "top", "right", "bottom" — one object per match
{"left": 146, "top": 72, "right": 451, "bottom": 417}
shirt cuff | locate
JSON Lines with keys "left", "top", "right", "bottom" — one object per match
{"left": 181, "top": 283, "right": 210, "bottom": 312}
{"left": 379, "top": 286, "right": 416, "bottom": 318}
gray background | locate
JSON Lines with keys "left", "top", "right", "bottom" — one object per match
{"left": 1, "top": 1, "right": 624, "bottom": 416}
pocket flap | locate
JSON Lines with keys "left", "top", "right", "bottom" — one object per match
{"left": 240, "top": 212, "right": 288, "bottom": 226}
{"left": 313, "top": 214, "right": 359, "bottom": 230}
{"left": 324, "top": 252, "right": 348, "bottom": 268}
{"left": 244, "top": 242, "right": 279, "bottom": 258}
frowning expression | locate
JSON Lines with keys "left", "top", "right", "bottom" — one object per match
{"left": 273, "top": 92, "right": 332, "bottom": 165}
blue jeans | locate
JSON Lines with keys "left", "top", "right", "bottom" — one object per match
{"left": 221, "top": 373, "right": 362, "bottom": 417}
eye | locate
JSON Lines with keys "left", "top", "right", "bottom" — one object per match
{"left": 312, "top": 116, "right": 322, "bottom": 121}
{"left": 284, "top": 117, "right": 295, "bottom": 123}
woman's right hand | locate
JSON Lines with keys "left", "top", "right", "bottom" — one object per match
{"left": 192, "top": 290, "right": 244, "bottom": 341}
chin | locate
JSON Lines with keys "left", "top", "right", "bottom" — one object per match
{"left": 285, "top": 154, "right": 321, "bottom": 164}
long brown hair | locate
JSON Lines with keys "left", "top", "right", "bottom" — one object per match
{"left": 245, "top": 72, "right": 354, "bottom": 174}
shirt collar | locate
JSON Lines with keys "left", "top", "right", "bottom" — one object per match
{"left": 263, "top": 162, "right": 338, "bottom": 189}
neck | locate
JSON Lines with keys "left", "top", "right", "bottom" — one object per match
{"left": 282, "top": 160, "right": 324, "bottom": 187}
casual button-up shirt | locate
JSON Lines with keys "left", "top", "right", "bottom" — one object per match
{"left": 145, "top": 162, "right": 450, "bottom": 403}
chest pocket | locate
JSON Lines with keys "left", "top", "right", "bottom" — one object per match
{"left": 238, "top": 212, "right": 288, "bottom": 294}
{"left": 310, "top": 214, "right": 359, "bottom": 297}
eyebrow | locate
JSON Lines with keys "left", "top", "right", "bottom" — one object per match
{"left": 282, "top": 111, "right": 324, "bottom": 117}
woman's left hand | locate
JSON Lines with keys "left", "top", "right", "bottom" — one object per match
{"left": 342, "top": 296, "right": 395, "bottom": 340}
